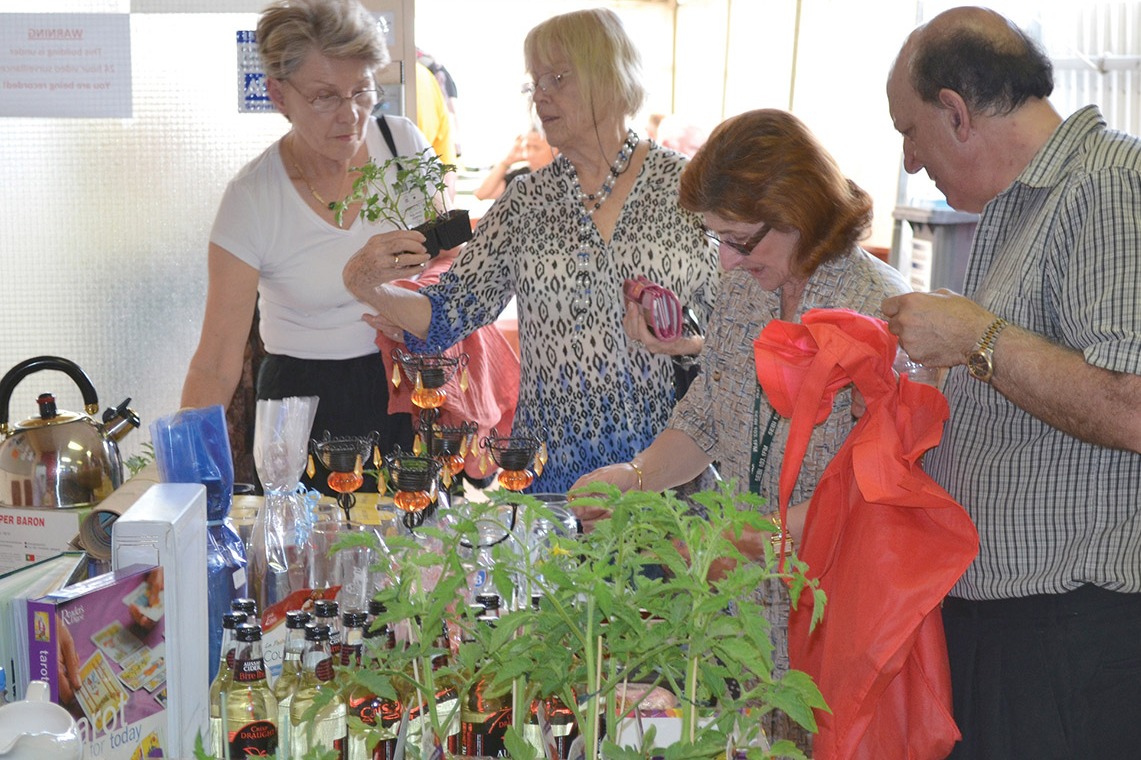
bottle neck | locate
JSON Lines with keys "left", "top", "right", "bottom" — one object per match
{"left": 233, "top": 641, "right": 267, "bottom": 684}
{"left": 303, "top": 641, "right": 335, "bottom": 682}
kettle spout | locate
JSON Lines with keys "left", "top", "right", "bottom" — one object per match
{"left": 102, "top": 397, "right": 141, "bottom": 442}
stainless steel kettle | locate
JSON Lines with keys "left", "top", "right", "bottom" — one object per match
{"left": 0, "top": 356, "right": 139, "bottom": 509}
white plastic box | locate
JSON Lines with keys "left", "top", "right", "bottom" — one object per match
{"left": 112, "top": 483, "right": 208, "bottom": 760}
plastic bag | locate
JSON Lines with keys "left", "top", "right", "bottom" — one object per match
{"left": 149, "top": 404, "right": 247, "bottom": 681}
{"left": 754, "top": 309, "right": 978, "bottom": 760}
{"left": 248, "top": 397, "right": 319, "bottom": 614}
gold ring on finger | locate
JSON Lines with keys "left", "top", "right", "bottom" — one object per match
{"left": 394, "top": 255, "right": 400, "bottom": 266}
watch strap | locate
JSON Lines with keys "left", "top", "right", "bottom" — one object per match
{"left": 974, "top": 317, "right": 1009, "bottom": 355}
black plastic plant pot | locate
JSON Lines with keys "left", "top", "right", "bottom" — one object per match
{"left": 415, "top": 209, "right": 472, "bottom": 257}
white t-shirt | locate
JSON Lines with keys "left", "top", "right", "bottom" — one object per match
{"left": 210, "top": 115, "right": 432, "bottom": 359}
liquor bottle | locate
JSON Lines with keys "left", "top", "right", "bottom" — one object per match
{"left": 274, "top": 610, "right": 310, "bottom": 760}
{"left": 345, "top": 615, "right": 401, "bottom": 760}
{"left": 289, "top": 623, "right": 347, "bottom": 759}
{"left": 367, "top": 600, "right": 396, "bottom": 650}
{"left": 523, "top": 593, "right": 579, "bottom": 758}
{"left": 461, "top": 596, "right": 511, "bottom": 757}
{"left": 209, "top": 611, "right": 248, "bottom": 759}
{"left": 405, "top": 620, "right": 461, "bottom": 755}
{"left": 314, "top": 599, "right": 342, "bottom": 662}
{"left": 524, "top": 692, "right": 579, "bottom": 760}
{"left": 225, "top": 623, "right": 278, "bottom": 759}
{"left": 340, "top": 610, "right": 368, "bottom": 669}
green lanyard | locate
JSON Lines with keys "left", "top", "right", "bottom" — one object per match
{"left": 749, "top": 384, "right": 781, "bottom": 495}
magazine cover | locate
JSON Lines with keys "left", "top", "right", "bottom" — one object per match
{"left": 28, "top": 563, "right": 166, "bottom": 760}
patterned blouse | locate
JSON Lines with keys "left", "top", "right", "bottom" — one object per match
{"left": 410, "top": 144, "right": 720, "bottom": 492}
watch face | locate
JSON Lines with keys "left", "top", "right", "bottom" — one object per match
{"left": 968, "top": 350, "right": 992, "bottom": 381}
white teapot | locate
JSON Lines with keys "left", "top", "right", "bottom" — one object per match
{"left": 0, "top": 681, "right": 83, "bottom": 760}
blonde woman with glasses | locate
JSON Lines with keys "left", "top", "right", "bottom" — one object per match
{"left": 357, "top": 9, "right": 719, "bottom": 493}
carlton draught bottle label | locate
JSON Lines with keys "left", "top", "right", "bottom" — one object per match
{"left": 229, "top": 720, "right": 277, "bottom": 757}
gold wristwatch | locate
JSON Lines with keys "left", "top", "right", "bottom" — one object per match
{"left": 967, "top": 317, "right": 1009, "bottom": 383}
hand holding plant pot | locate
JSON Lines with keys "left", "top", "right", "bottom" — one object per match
{"left": 332, "top": 148, "right": 472, "bottom": 257}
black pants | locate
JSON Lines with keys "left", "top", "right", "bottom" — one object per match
{"left": 256, "top": 352, "right": 414, "bottom": 494}
{"left": 943, "top": 585, "right": 1141, "bottom": 759}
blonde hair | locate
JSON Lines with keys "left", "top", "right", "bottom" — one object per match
{"left": 257, "top": 0, "right": 389, "bottom": 81}
{"left": 524, "top": 8, "right": 645, "bottom": 120}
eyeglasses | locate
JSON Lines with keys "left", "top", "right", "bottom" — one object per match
{"left": 521, "top": 71, "right": 570, "bottom": 96}
{"left": 704, "top": 223, "right": 771, "bottom": 257}
{"left": 284, "top": 79, "right": 381, "bottom": 114}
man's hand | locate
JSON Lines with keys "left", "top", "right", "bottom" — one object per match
{"left": 881, "top": 289, "right": 994, "bottom": 367}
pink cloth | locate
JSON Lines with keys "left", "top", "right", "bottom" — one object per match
{"left": 376, "top": 254, "right": 519, "bottom": 478}
{"left": 754, "top": 308, "right": 977, "bottom": 760}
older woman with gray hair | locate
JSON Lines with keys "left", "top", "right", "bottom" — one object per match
{"left": 181, "top": 0, "right": 435, "bottom": 487}
{"left": 358, "top": 8, "right": 719, "bottom": 493}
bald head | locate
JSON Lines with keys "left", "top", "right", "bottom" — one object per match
{"left": 893, "top": 6, "right": 1052, "bottom": 116}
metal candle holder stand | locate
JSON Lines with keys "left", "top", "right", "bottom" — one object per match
{"left": 308, "top": 430, "right": 379, "bottom": 523}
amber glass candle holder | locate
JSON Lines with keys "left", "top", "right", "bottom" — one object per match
{"left": 391, "top": 348, "right": 469, "bottom": 412}
{"left": 416, "top": 408, "right": 477, "bottom": 492}
{"left": 383, "top": 448, "right": 442, "bottom": 530}
{"left": 480, "top": 428, "right": 547, "bottom": 492}
{"left": 309, "top": 431, "right": 379, "bottom": 523}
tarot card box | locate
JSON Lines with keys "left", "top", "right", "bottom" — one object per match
{"left": 28, "top": 562, "right": 167, "bottom": 760}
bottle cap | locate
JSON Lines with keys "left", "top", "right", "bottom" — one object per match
{"left": 368, "top": 599, "right": 387, "bottom": 616}
{"left": 305, "top": 623, "right": 331, "bottom": 641}
{"left": 342, "top": 610, "right": 368, "bottom": 628}
{"left": 222, "top": 611, "right": 248, "bottom": 628}
{"left": 231, "top": 598, "right": 257, "bottom": 616}
{"left": 235, "top": 623, "right": 263, "bottom": 642}
{"left": 314, "top": 599, "right": 339, "bottom": 618}
{"left": 285, "top": 610, "right": 312, "bottom": 629}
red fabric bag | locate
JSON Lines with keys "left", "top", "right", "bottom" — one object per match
{"left": 753, "top": 308, "right": 977, "bottom": 760}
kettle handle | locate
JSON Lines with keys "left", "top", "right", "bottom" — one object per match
{"left": 0, "top": 356, "right": 100, "bottom": 430}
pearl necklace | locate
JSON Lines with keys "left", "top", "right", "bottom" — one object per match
{"left": 565, "top": 129, "right": 640, "bottom": 333}
{"left": 565, "top": 129, "right": 639, "bottom": 216}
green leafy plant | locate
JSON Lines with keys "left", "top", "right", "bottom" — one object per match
{"left": 330, "top": 148, "right": 472, "bottom": 256}
{"left": 357, "top": 485, "right": 825, "bottom": 759}
{"left": 330, "top": 148, "right": 455, "bottom": 230}
{"left": 484, "top": 485, "right": 827, "bottom": 760}
{"left": 124, "top": 441, "right": 155, "bottom": 477}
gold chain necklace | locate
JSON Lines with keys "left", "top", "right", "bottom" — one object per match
{"left": 291, "top": 157, "right": 330, "bottom": 206}
{"left": 286, "top": 137, "right": 347, "bottom": 209}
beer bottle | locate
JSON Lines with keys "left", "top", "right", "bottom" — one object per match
{"left": 273, "top": 610, "right": 310, "bottom": 760}
{"left": 209, "top": 611, "right": 247, "bottom": 759}
{"left": 289, "top": 623, "right": 347, "bottom": 759}
{"left": 461, "top": 596, "right": 511, "bottom": 757}
{"left": 314, "top": 599, "right": 342, "bottom": 662}
{"left": 225, "top": 623, "right": 278, "bottom": 758}
{"left": 340, "top": 610, "right": 368, "bottom": 669}
{"left": 345, "top": 615, "right": 401, "bottom": 760}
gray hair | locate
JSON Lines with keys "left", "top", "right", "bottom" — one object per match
{"left": 257, "top": 0, "right": 389, "bottom": 81}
